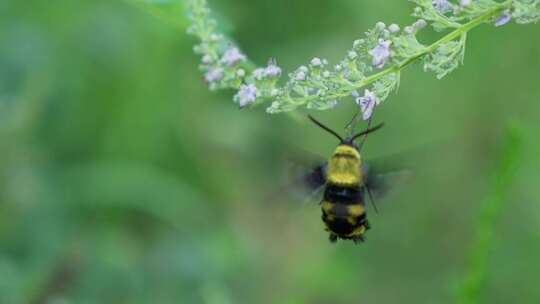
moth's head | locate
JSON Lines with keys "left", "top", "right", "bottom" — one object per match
{"left": 341, "top": 136, "right": 360, "bottom": 150}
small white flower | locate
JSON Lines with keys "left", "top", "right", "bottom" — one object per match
{"left": 311, "top": 57, "right": 323, "bottom": 67}
{"left": 202, "top": 54, "right": 213, "bottom": 64}
{"left": 495, "top": 10, "right": 512, "bottom": 27}
{"left": 432, "top": 0, "right": 453, "bottom": 14}
{"left": 236, "top": 69, "right": 245, "bottom": 77}
{"left": 270, "top": 101, "right": 280, "bottom": 109}
{"left": 322, "top": 71, "right": 331, "bottom": 78}
{"left": 369, "top": 39, "right": 392, "bottom": 69}
{"left": 353, "top": 39, "right": 365, "bottom": 48}
{"left": 388, "top": 24, "right": 400, "bottom": 33}
{"left": 459, "top": 0, "right": 471, "bottom": 7}
{"left": 404, "top": 26, "right": 414, "bottom": 34}
{"left": 235, "top": 84, "right": 258, "bottom": 108}
{"left": 220, "top": 47, "right": 246, "bottom": 66}
{"left": 295, "top": 71, "right": 307, "bottom": 81}
{"left": 204, "top": 67, "right": 224, "bottom": 82}
{"left": 210, "top": 34, "right": 222, "bottom": 41}
{"left": 335, "top": 64, "right": 343, "bottom": 71}
{"left": 252, "top": 68, "right": 265, "bottom": 80}
{"left": 375, "top": 22, "right": 386, "bottom": 30}
{"left": 353, "top": 89, "right": 377, "bottom": 120}
{"left": 414, "top": 19, "right": 427, "bottom": 30}
{"left": 299, "top": 65, "right": 309, "bottom": 73}
{"left": 270, "top": 88, "right": 281, "bottom": 97}
{"left": 264, "top": 59, "right": 282, "bottom": 77}
{"left": 348, "top": 50, "right": 358, "bottom": 60}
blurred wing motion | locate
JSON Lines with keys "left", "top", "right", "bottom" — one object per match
{"left": 297, "top": 162, "right": 327, "bottom": 193}
{"left": 271, "top": 148, "right": 415, "bottom": 207}
{"left": 364, "top": 166, "right": 412, "bottom": 199}
{"left": 362, "top": 142, "right": 445, "bottom": 200}
{"left": 285, "top": 159, "right": 328, "bottom": 204}
{"left": 263, "top": 149, "right": 328, "bottom": 205}
{"left": 362, "top": 154, "right": 413, "bottom": 201}
{"left": 283, "top": 146, "right": 328, "bottom": 192}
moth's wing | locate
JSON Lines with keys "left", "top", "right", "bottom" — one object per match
{"left": 362, "top": 142, "right": 442, "bottom": 195}
{"left": 363, "top": 165, "right": 411, "bottom": 199}
{"left": 293, "top": 162, "right": 328, "bottom": 206}
{"left": 285, "top": 161, "right": 327, "bottom": 205}
{"left": 263, "top": 149, "right": 327, "bottom": 205}
{"left": 283, "top": 147, "right": 328, "bottom": 192}
{"left": 362, "top": 155, "right": 412, "bottom": 200}
{"left": 295, "top": 162, "right": 327, "bottom": 193}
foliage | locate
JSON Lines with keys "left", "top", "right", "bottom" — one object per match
{"left": 1, "top": 0, "right": 540, "bottom": 303}
{"left": 187, "top": 0, "right": 539, "bottom": 118}
{"left": 458, "top": 125, "right": 523, "bottom": 304}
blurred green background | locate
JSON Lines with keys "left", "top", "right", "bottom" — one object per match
{"left": 1, "top": 0, "right": 539, "bottom": 303}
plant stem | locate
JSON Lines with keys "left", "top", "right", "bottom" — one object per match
{"left": 457, "top": 123, "right": 522, "bottom": 304}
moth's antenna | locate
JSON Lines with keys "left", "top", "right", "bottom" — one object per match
{"left": 352, "top": 121, "right": 384, "bottom": 146}
{"left": 357, "top": 116, "right": 373, "bottom": 150}
{"left": 345, "top": 107, "right": 361, "bottom": 137}
{"left": 308, "top": 115, "right": 344, "bottom": 142}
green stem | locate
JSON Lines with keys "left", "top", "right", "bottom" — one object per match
{"left": 300, "top": 1, "right": 512, "bottom": 103}
{"left": 457, "top": 123, "right": 522, "bottom": 304}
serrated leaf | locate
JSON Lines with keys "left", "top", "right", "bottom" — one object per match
{"left": 512, "top": 0, "right": 540, "bottom": 24}
{"left": 424, "top": 35, "right": 467, "bottom": 79}
{"left": 372, "top": 72, "right": 400, "bottom": 103}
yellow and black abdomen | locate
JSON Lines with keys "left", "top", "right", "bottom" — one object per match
{"left": 321, "top": 144, "right": 370, "bottom": 243}
{"left": 321, "top": 185, "right": 370, "bottom": 243}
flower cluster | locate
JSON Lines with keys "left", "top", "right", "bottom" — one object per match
{"left": 186, "top": 0, "right": 282, "bottom": 108}
{"left": 187, "top": 0, "right": 539, "bottom": 117}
